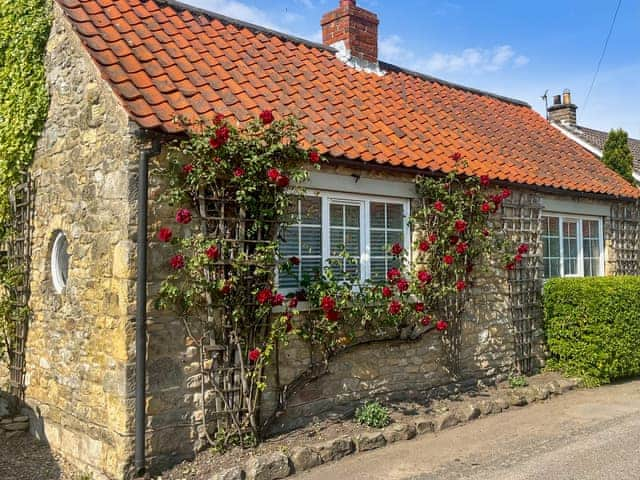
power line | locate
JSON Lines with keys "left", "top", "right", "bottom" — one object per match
{"left": 583, "top": 0, "right": 623, "bottom": 112}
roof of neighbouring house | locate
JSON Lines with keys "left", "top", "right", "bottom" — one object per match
{"left": 54, "top": 0, "right": 640, "bottom": 199}
{"left": 556, "top": 124, "right": 640, "bottom": 174}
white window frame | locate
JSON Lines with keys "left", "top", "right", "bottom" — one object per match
{"left": 542, "top": 213, "right": 605, "bottom": 278}
{"left": 279, "top": 190, "right": 411, "bottom": 290}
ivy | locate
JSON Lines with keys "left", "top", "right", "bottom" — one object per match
{"left": 0, "top": 0, "right": 51, "bottom": 363}
{"left": 0, "top": 0, "right": 51, "bottom": 231}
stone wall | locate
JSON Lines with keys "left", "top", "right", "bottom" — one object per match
{"left": 23, "top": 4, "right": 139, "bottom": 479}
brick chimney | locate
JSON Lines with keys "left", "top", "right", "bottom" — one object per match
{"left": 321, "top": 0, "right": 379, "bottom": 66}
{"left": 547, "top": 89, "right": 577, "bottom": 126}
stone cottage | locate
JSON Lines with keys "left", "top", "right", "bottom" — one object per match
{"left": 4, "top": 0, "right": 640, "bottom": 479}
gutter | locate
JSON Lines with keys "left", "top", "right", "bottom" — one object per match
{"left": 132, "top": 129, "right": 161, "bottom": 478}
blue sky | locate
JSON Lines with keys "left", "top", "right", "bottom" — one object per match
{"left": 186, "top": 0, "right": 640, "bottom": 137}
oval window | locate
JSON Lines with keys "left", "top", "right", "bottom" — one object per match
{"left": 51, "top": 231, "right": 69, "bottom": 293}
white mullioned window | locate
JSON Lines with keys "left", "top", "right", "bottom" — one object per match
{"left": 279, "top": 192, "right": 411, "bottom": 290}
{"left": 542, "top": 214, "right": 604, "bottom": 278}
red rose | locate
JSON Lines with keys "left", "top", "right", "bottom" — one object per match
{"left": 396, "top": 278, "right": 409, "bottom": 292}
{"left": 234, "top": 167, "right": 245, "bottom": 177}
{"left": 450, "top": 152, "right": 462, "bottom": 162}
{"left": 501, "top": 188, "right": 511, "bottom": 199}
{"left": 259, "top": 109, "right": 274, "bottom": 125}
{"left": 418, "top": 240, "right": 430, "bottom": 252}
{"left": 415, "top": 302, "right": 425, "bottom": 312}
{"left": 443, "top": 255, "right": 454, "bottom": 265}
{"left": 170, "top": 254, "right": 185, "bottom": 270}
{"left": 436, "top": 320, "right": 448, "bottom": 331}
{"left": 465, "top": 188, "right": 477, "bottom": 197}
{"left": 482, "top": 229, "right": 490, "bottom": 237}
{"left": 481, "top": 202, "right": 491, "bottom": 214}
{"left": 326, "top": 309, "right": 340, "bottom": 322}
{"left": 309, "top": 150, "right": 321, "bottom": 164}
{"left": 157, "top": 227, "right": 172, "bottom": 242}
{"left": 417, "top": 270, "right": 432, "bottom": 283}
{"left": 267, "top": 168, "right": 280, "bottom": 182}
{"left": 382, "top": 286, "right": 393, "bottom": 298}
{"left": 276, "top": 175, "right": 290, "bottom": 188}
{"left": 388, "top": 300, "right": 402, "bottom": 315}
{"left": 206, "top": 245, "right": 220, "bottom": 260}
{"left": 491, "top": 194, "right": 503, "bottom": 205}
{"left": 386, "top": 268, "right": 401, "bottom": 282}
{"left": 289, "top": 256, "right": 300, "bottom": 266}
{"left": 421, "top": 315, "right": 432, "bottom": 326}
{"left": 456, "top": 242, "right": 469, "bottom": 255}
{"left": 514, "top": 254, "right": 523, "bottom": 263}
{"left": 271, "top": 293, "right": 285, "bottom": 306}
{"left": 449, "top": 235, "right": 459, "bottom": 245}
{"left": 391, "top": 243, "right": 404, "bottom": 256}
{"left": 214, "top": 113, "right": 224, "bottom": 125}
{"left": 480, "top": 175, "right": 490, "bottom": 187}
{"left": 209, "top": 126, "right": 230, "bottom": 149}
{"left": 321, "top": 295, "right": 336, "bottom": 312}
{"left": 434, "top": 201, "right": 445, "bottom": 212}
{"left": 182, "top": 163, "right": 193, "bottom": 175}
{"left": 517, "top": 243, "right": 529, "bottom": 254}
{"left": 248, "top": 348, "right": 261, "bottom": 362}
{"left": 456, "top": 280, "right": 466, "bottom": 291}
{"left": 221, "top": 282, "right": 232, "bottom": 295}
{"left": 175, "top": 208, "right": 192, "bottom": 225}
{"left": 428, "top": 233, "right": 438, "bottom": 244}
{"left": 289, "top": 297, "right": 298, "bottom": 309}
{"left": 256, "top": 288, "right": 272, "bottom": 305}
{"left": 505, "top": 262, "right": 516, "bottom": 271}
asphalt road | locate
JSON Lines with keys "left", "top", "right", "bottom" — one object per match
{"left": 295, "top": 379, "right": 640, "bottom": 480}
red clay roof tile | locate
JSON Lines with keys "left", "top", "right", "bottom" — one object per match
{"left": 55, "top": 0, "right": 639, "bottom": 199}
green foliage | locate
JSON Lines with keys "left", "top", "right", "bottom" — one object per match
{"left": 543, "top": 276, "right": 640, "bottom": 386}
{"left": 508, "top": 375, "right": 528, "bottom": 388}
{"left": 0, "top": 0, "right": 50, "bottom": 365}
{"left": 601, "top": 129, "right": 634, "bottom": 184}
{"left": 355, "top": 401, "right": 391, "bottom": 428}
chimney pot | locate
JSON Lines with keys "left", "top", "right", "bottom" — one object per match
{"left": 321, "top": 0, "right": 379, "bottom": 65}
{"left": 548, "top": 89, "right": 577, "bottom": 126}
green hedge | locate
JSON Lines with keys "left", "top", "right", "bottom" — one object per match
{"left": 543, "top": 276, "right": 640, "bottom": 385}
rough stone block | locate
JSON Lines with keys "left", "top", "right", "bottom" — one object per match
{"left": 354, "top": 431, "right": 386, "bottom": 451}
{"left": 245, "top": 453, "right": 290, "bottom": 480}
{"left": 213, "top": 466, "right": 245, "bottom": 480}
{"left": 315, "top": 436, "right": 354, "bottom": 463}
{"left": 383, "top": 423, "right": 416, "bottom": 443}
{"left": 414, "top": 417, "right": 435, "bottom": 435}
{"left": 289, "top": 446, "right": 322, "bottom": 472}
{"left": 477, "top": 399, "right": 495, "bottom": 415}
{"left": 434, "top": 413, "right": 459, "bottom": 431}
{"left": 456, "top": 404, "right": 481, "bottom": 422}
{"left": 493, "top": 397, "right": 510, "bottom": 411}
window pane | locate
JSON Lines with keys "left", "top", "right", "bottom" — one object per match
{"left": 330, "top": 204, "right": 343, "bottom": 226}
{"left": 344, "top": 230, "right": 360, "bottom": 255}
{"left": 345, "top": 205, "right": 360, "bottom": 227}
{"left": 542, "top": 216, "right": 561, "bottom": 278}
{"left": 301, "top": 197, "right": 321, "bottom": 224}
{"left": 387, "top": 230, "right": 403, "bottom": 248}
{"left": 370, "top": 258, "right": 387, "bottom": 283}
{"left": 280, "top": 196, "right": 322, "bottom": 290}
{"left": 301, "top": 258, "right": 322, "bottom": 286}
{"left": 330, "top": 228, "right": 344, "bottom": 255}
{"left": 370, "top": 202, "right": 386, "bottom": 228}
{"left": 301, "top": 226, "right": 321, "bottom": 255}
{"left": 387, "top": 204, "right": 404, "bottom": 229}
{"left": 370, "top": 230, "right": 386, "bottom": 257}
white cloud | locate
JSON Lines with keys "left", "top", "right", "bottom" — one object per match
{"left": 379, "top": 35, "right": 530, "bottom": 75}
{"left": 295, "top": 0, "right": 314, "bottom": 8}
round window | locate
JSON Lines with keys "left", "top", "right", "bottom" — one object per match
{"left": 51, "top": 231, "right": 69, "bottom": 293}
